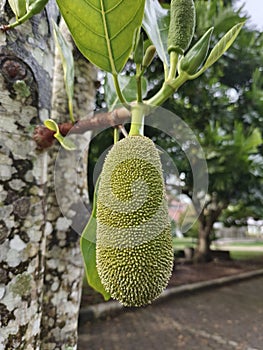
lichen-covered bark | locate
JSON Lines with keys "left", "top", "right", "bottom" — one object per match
{"left": 0, "top": 1, "right": 57, "bottom": 348}
{"left": 40, "top": 19, "right": 97, "bottom": 349}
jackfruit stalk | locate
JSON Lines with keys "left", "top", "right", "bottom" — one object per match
{"left": 96, "top": 136, "right": 174, "bottom": 307}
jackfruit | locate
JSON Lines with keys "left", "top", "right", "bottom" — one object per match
{"left": 96, "top": 136, "right": 174, "bottom": 307}
{"left": 168, "top": 0, "right": 196, "bottom": 55}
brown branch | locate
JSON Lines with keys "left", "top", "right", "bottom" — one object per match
{"left": 33, "top": 107, "right": 131, "bottom": 149}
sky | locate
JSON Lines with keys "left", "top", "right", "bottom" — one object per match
{"left": 234, "top": 0, "right": 263, "bottom": 31}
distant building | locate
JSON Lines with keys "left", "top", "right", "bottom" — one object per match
{"left": 247, "top": 218, "right": 263, "bottom": 236}
{"left": 168, "top": 199, "right": 187, "bottom": 222}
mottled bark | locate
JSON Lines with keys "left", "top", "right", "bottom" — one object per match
{"left": 0, "top": 1, "right": 57, "bottom": 348}
{"left": 40, "top": 19, "right": 97, "bottom": 349}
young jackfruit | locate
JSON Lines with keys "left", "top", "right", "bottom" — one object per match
{"left": 96, "top": 136, "right": 174, "bottom": 307}
{"left": 168, "top": 0, "right": 196, "bottom": 55}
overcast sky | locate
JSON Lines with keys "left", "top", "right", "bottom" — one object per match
{"left": 235, "top": 0, "right": 263, "bottom": 31}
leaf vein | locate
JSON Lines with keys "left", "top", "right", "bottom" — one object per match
{"left": 110, "top": 2, "right": 143, "bottom": 40}
{"left": 105, "top": 0, "right": 125, "bottom": 14}
{"left": 82, "top": 46, "right": 110, "bottom": 60}
{"left": 82, "top": 0, "right": 101, "bottom": 12}
{"left": 100, "top": 0, "right": 117, "bottom": 73}
{"left": 114, "top": 46, "right": 131, "bottom": 62}
{"left": 68, "top": 11, "right": 105, "bottom": 39}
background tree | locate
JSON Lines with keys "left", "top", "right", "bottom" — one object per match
{"left": 157, "top": 0, "right": 263, "bottom": 261}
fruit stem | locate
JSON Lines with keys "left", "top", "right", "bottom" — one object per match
{"left": 129, "top": 103, "right": 145, "bottom": 136}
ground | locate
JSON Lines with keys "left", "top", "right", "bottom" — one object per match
{"left": 78, "top": 275, "right": 263, "bottom": 350}
{"left": 80, "top": 255, "right": 263, "bottom": 307}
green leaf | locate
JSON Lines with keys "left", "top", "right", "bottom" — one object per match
{"left": 105, "top": 73, "right": 148, "bottom": 110}
{"left": 179, "top": 27, "right": 214, "bottom": 75}
{"left": 8, "top": 0, "right": 26, "bottom": 18}
{"left": 204, "top": 22, "right": 244, "bottom": 70}
{"left": 54, "top": 133, "right": 77, "bottom": 151}
{"left": 56, "top": 0, "right": 146, "bottom": 74}
{"left": 80, "top": 218, "right": 111, "bottom": 301}
{"left": 143, "top": 0, "right": 170, "bottom": 66}
{"left": 44, "top": 119, "right": 57, "bottom": 132}
{"left": 44, "top": 119, "right": 76, "bottom": 151}
{"left": 80, "top": 178, "right": 111, "bottom": 301}
{"left": 52, "top": 20, "right": 75, "bottom": 123}
{"left": 244, "top": 128, "right": 262, "bottom": 154}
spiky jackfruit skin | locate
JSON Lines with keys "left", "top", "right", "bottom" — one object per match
{"left": 96, "top": 136, "right": 174, "bottom": 307}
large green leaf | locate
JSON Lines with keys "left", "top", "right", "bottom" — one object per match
{"left": 80, "top": 178, "right": 110, "bottom": 300}
{"left": 56, "top": 0, "right": 146, "bottom": 74}
{"left": 143, "top": 0, "right": 170, "bottom": 66}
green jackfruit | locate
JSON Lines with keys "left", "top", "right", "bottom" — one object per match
{"left": 96, "top": 136, "right": 174, "bottom": 307}
{"left": 168, "top": 0, "right": 196, "bottom": 55}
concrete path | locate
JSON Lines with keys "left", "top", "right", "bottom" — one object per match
{"left": 78, "top": 276, "right": 263, "bottom": 350}
{"left": 211, "top": 245, "right": 263, "bottom": 252}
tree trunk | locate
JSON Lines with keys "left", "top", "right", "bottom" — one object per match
{"left": 193, "top": 224, "right": 212, "bottom": 263}
{"left": 193, "top": 205, "right": 224, "bottom": 263}
{"left": 0, "top": 1, "right": 57, "bottom": 348}
{"left": 40, "top": 19, "right": 97, "bottom": 348}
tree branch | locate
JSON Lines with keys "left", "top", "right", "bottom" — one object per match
{"left": 33, "top": 106, "right": 131, "bottom": 149}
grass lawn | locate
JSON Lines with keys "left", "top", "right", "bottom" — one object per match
{"left": 230, "top": 250, "right": 263, "bottom": 260}
{"left": 172, "top": 237, "right": 197, "bottom": 249}
{"left": 172, "top": 237, "right": 263, "bottom": 261}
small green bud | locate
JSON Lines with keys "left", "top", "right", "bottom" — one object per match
{"left": 179, "top": 27, "right": 214, "bottom": 75}
{"left": 168, "top": 0, "right": 196, "bottom": 55}
{"left": 142, "top": 45, "right": 156, "bottom": 68}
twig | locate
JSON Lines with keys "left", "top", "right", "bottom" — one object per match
{"left": 33, "top": 106, "right": 131, "bottom": 149}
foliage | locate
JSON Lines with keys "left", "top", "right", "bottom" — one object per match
{"left": 156, "top": 1, "right": 263, "bottom": 229}
{"left": 56, "top": 0, "right": 146, "bottom": 74}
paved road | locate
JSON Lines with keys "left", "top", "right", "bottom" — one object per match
{"left": 78, "top": 276, "right": 263, "bottom": 350}
{"left": 212, "top": 245, "right": 263, "bottom": 252}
